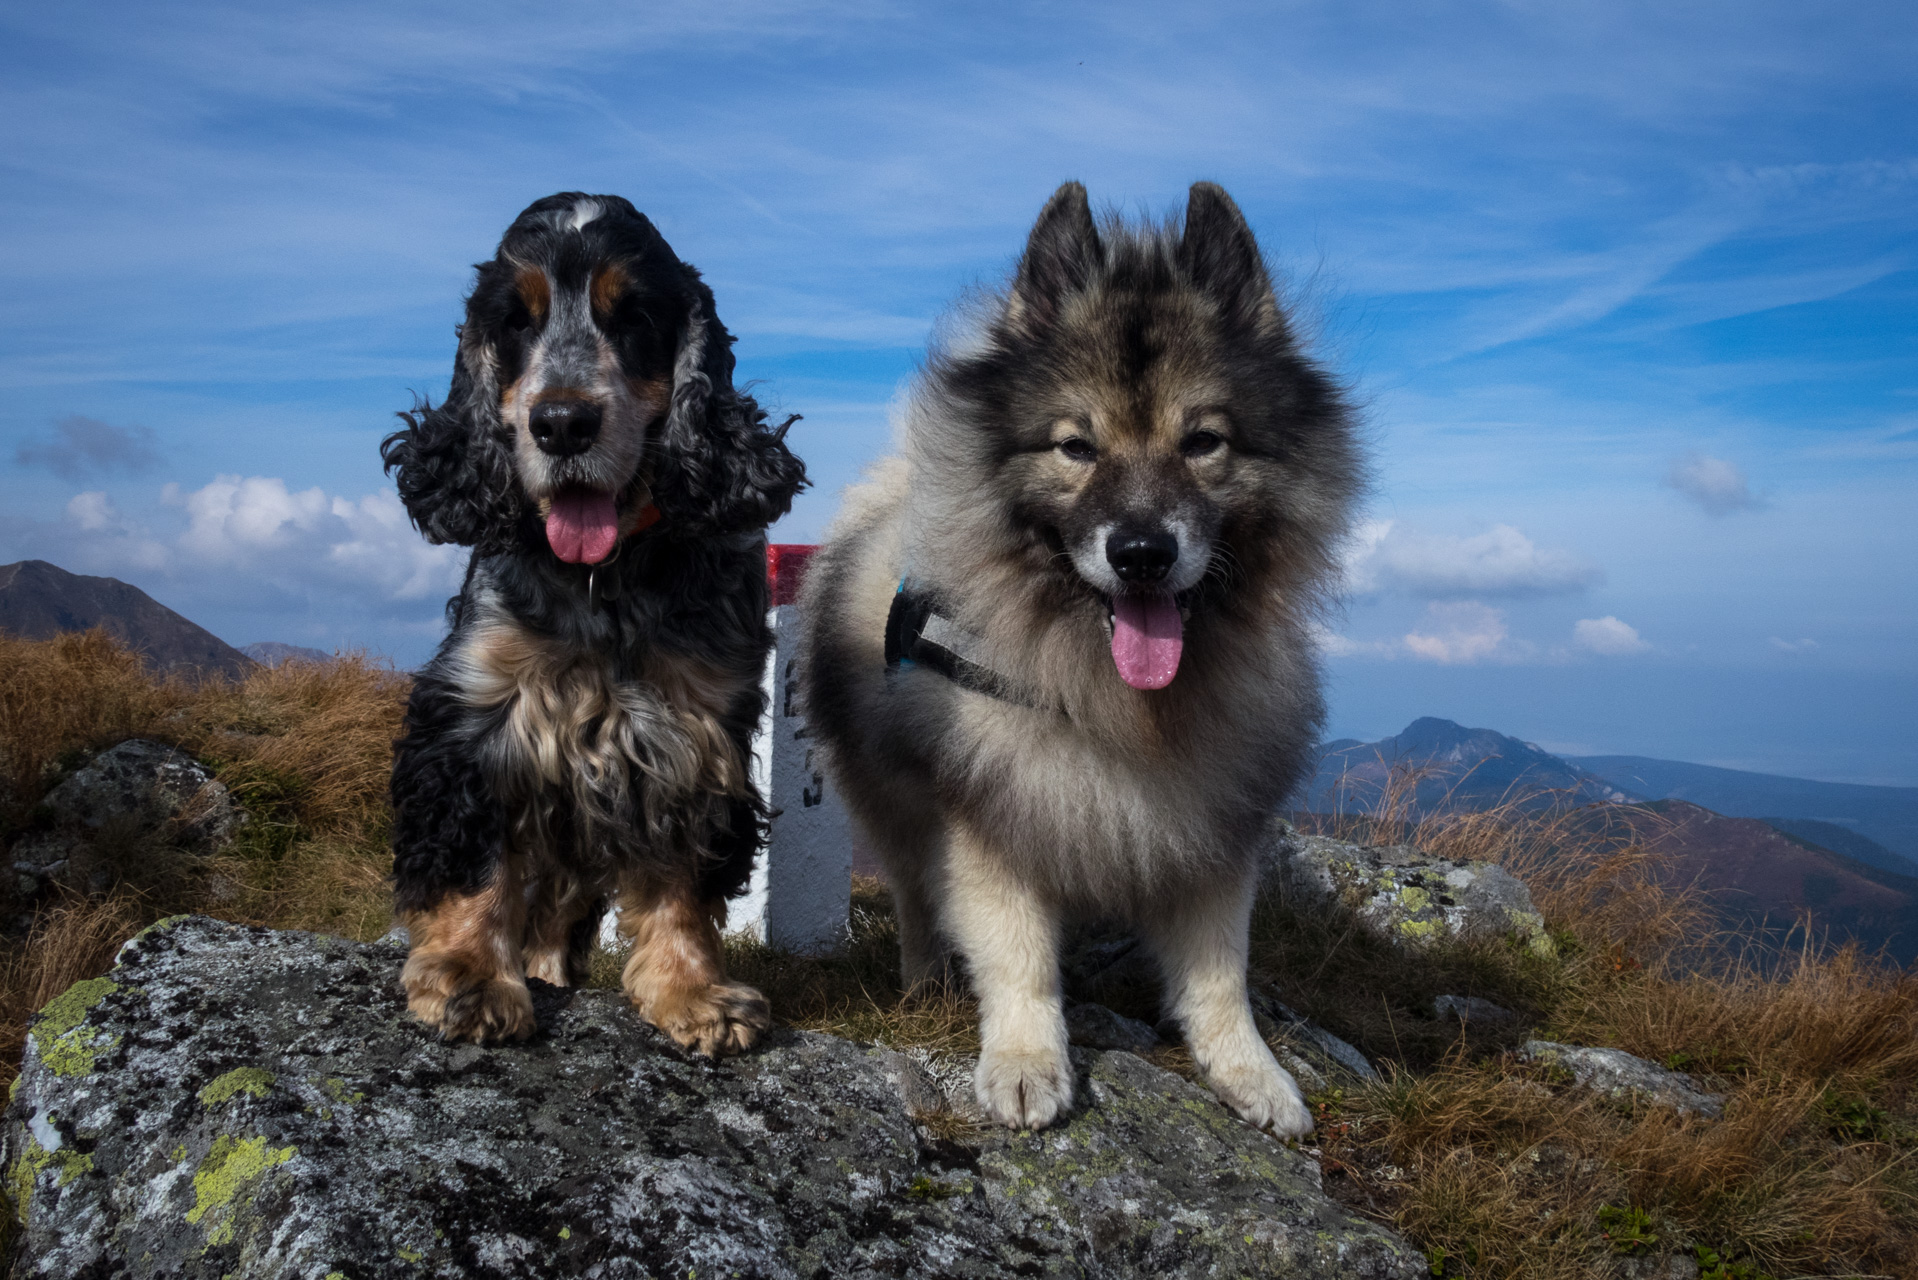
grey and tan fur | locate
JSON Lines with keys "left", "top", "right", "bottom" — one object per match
{"left": 800, "top": 182, "right": 1362, "bottom": 1133}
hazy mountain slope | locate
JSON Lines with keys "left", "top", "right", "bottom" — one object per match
{"left": 241, "top": 642, "right": 333, "bottom": 665}
{"left": 1301, "top": 717, "right": 1635, "bottom": 814}
{"left": 0, "top": 560, "right": 253, "bottom": 681}
{"left": 1762, "top": 817, "right": 1918, "bottom": 878}
{"left": 1605, "top": 801, "right": 1918, "bottom": 964}
{"left": 1571, "top": 754, "right": 1918, "bottom": 861}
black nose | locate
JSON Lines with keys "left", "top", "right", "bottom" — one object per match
{"left": 530, "top": 400, "right": 602, "bottom": 456}
{"left": 1105, "top": 528, "right": 1179, "bottom": 584}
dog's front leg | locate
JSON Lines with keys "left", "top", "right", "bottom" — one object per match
{"left": 944, "top": 825, "right": 1072, "bottom": 1130}
{"left": 616, "top": 871, "right": 769, "bottom": 1057}
{"left": 1142, "top": 865, "right": 1312, "bottom": 1137}
{"left": 401, "top": 858, "right": 537, "bottom": 1044}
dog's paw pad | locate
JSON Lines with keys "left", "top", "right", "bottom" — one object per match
{"left": 1210, "top": 1060, "right": 1313, "bottom": 1138}
{"left": 975, "top": 1047, "right": 1074, "bottom": 1131}
{"left": 647, "top": 982, "right": 771, "bottom": 1057}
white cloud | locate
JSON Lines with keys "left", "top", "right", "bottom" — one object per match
{"left": 1665, "top": 452, "right": 1761, "bottom": 515}
{"left": 1573, "top": 615, "right": 1650, "bottom": 656}
{"left": 1403, "top": 601, "right": 1512, "bottom": 664}
{"left": 64, "top": 474, "right": 464, "bottom": 605}
{"left": 1341, "top": 520, "right": 1599, "bottom": 598}
{"left": 1770, "top": 636, "right": 1818, "bottom": 653}
{"left": 66, "top": 490, "right": 116, "bottom": 531}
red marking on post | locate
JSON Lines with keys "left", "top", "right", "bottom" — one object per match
{"left": 767, "top": 544, "right": 818, "bottom": 606}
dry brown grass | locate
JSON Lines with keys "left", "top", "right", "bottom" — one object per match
{"left": 0, "top": 631, "right": 410, "bottom": 1090}
{"left": 1297, "top": 763, "right": 1918, "bottom": 1280}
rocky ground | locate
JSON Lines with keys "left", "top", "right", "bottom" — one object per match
{"left": 5, "top": 916, "right": 1427, "bottom": 1280}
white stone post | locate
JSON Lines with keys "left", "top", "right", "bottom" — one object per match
{"left": 732, "top": 546, "right": 852, "bottom": 953}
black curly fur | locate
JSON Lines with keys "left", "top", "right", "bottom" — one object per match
{"left": 383, "top": 192, "right": 805, "bottom": 919}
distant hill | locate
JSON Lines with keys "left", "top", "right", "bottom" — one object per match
{"left": 241, "top": 642, "right": 333, "bottom": 665}
{"left": 1570, "top": 754, "right": 1918, "bottom": 862}
{"left": 0, "top": 559, "right": 254, "bottom": 681}
{"left": 1602, "top": 801, "right": 1918, "bottom": 965}
{"left": 1301, "top": 717, "right": 1637, "bottom": 814}
{"left": 1761, "top": 817, "right": 1918, "bottom": 879}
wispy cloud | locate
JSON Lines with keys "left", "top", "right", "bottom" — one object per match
{"left": 1573, "top": 615, "right": 1650, "bottom": 656}
{"left": 1341, "top": 521, "right": 1600, "bottom": 598}
{"left": 15, "top": 414, "right": 161, "bottom": 480}
{"left": 1665, "top": 452, "right": 1762, "bottom": 515}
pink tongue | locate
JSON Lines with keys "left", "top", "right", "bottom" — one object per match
{"left": 1111, "top": 594, "right": 1183, "bottom": 690}
{"left": 545, "top": 489, "right": 620, "bottom": 564}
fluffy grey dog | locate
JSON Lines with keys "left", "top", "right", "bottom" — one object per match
{"left": 799, "top": 182, "right": 1363, "bottom": 1133}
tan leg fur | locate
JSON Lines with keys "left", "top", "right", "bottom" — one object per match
{"left": 616, "top": 873, "right": 769, "bottom": 1056}
{"left": 401, "top": 868, "right": 536, "bottom": 1044}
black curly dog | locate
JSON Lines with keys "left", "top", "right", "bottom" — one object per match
{"left": 381, "top": 193, "right": 805, "bottom": 1052}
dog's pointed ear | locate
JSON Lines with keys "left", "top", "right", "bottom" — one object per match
{"left": 381, "top": 359, "right": 522, "bottom": 553}
{"left": 649, "top": 277, "right": 808, "bottom": 534}
{"left": 1012, "top": 182, "right": 1102, "bottom": 327}
{"left": 1180, "top": 182, "right": 1281, "bottom": 331}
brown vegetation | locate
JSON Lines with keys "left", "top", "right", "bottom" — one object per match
{"left": 0, "top": 629, "right": 408, "bottom": 1085}
{"left": 1, "top": 631, "right": 1913, "bottom": 1277}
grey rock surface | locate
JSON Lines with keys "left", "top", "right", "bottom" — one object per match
{"left": 1064, "top": 1002, "right": 1163, "bottom": 1053}
{"left": 6, "top": 916, "right": 1424, "bottom": 1279}
{"left": 10, "top": 739, "right": 240, "bottom": 899}
{"left": 1519, "top": 1040, "right": 1725, "bottom": 1119}
{"left": 37, "top": 738, "right": 240, "bottom": 848}
{"left": 1256, "top": 997, "right": 1379, "bottom": 1084}
{"left": 1431, "top": 995, "right": 1516, "bottom": 1026}
{"left": 1264, "top": 820, "right": 1551, "bottom": 956}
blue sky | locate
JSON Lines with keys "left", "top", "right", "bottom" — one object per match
{"left": 3, "top": 0, "right": 1914, "bottom": 784}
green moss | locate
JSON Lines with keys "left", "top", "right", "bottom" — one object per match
{"left": 396, "top": 1245, "right": 423, "bottom": 1262}
{"left": 321, "top": 1077, "right": 365, "bottom": 1106}
{"left": 8, "top": 1135, "right": 94, "bottom": 1225}
{"left": 199, "top": 1068, "right": 275, "bottom": 1106}
{"left": 559, "top": 1226, "right": 572, "bottom": 1240}
{"left": 1397, "top": 918, "right": 1442, "bottom": 941}
{"left": 186, "top": 1133, "right": 296, "bottom": 1247}
{"left": 32, "top": 977, "right": 123, "bottom": 1077}
{"left": 1396, "top": 885, "right": 1432, "bottom": 912}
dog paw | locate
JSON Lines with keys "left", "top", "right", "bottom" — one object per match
{"left": 975, "top": 1046, "right": 1074, "bottom": 1130}
{"left": 409, "top": 976, "right": 536, "bottom": 1044}
{"left": 1208, "top": 1057, "right": 1313, "bottom": 1138}
{"left": 643, "top": 981, "right": 771, "bottom": 1057}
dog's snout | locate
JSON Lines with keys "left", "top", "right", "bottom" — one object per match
{"left": 1105, "top": 529, "right": 1178, "bottom": 584}
{"left": 530, "top": 400, "right": 603, "bottom": 457}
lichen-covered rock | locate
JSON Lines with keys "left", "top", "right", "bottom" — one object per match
{"left": 1518, "top": 1040, "right": 1725, "bottom": 1119}
{"left": 9, "top": 740, "right": 241, "bottom": 901}
{"left": 1264, "top": 821, "right": 1551, "bottom": 956}
{"left": 5, "top": 916, "right": 1423, "bottom": 1279}
{"left": 38, "top": 739, "right": 240, "bottom": 848}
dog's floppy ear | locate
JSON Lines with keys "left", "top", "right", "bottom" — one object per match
{"left": 1012, "top": 181, "right": 1103, "bottom": 328}
{"left": 1179, "top": 182, "right": 1281, "bottom": 332}
{"left": 381, "top": 358, "right": 524, "bottom": 553}
{"left": 648, "top": 275, "right": 807, "bottom": 535}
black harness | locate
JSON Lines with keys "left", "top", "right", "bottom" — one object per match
{"left": 884, "top": 580, "right": 1057, "bottom": 713}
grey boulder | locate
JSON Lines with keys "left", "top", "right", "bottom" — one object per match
{"left": 1519, "top": 1040, "right": 1725, "bottom": 1119}
{"left": 9, "top": 739, "right": 240, "bottom": 898}
{"left": 1264, "top": 821, "right": 1552, "bottom": 956}
{"left": 5, "top": 916, "right": 1424, "bottom": 1279}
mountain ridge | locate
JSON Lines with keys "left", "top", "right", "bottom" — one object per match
{"left": 0, "top": 559, "right": 253, "bottom": 681}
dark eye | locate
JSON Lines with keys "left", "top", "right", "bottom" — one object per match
{"left": 1058, "top": 437, "right": 1097, "bottom": 462}
{"left": 1181, "top": 429, "right": 1225, "bottom": 458}
{"left": 502, "top": 305, "right": 532, "bottom": 334}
